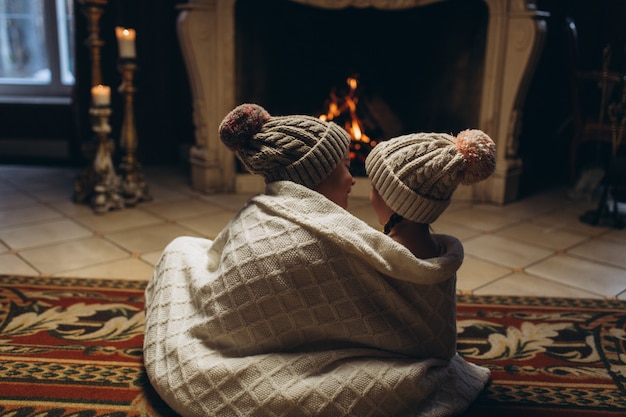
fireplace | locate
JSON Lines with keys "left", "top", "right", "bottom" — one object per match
{"left": 176, "top": 0, "right": 547, "bottom": 204}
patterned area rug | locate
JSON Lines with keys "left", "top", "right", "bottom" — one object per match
{"left": 0, "top": 275, "right": 624, "bottom": 416}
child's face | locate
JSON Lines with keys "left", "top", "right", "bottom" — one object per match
{"left": 314, "top": 152, "right": 355, "bottom": 209}
{"left": 370, "top": 187, "right": 395, "bottom": 226}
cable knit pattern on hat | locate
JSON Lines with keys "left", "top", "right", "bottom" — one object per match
{"left": 365, "top": 130, "right": 496, "bottom": 224}
{"left": 218, "top": 103, "right": 351, "bottom": 189}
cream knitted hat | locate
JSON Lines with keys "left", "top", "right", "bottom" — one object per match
{"left": 219, "top": 103, "right": 351, "bottom": 189}
{"left": 365, "top": 130, "right": 496, "bottom": 224}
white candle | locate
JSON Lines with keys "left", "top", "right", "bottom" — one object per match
{"left": 91, "top": 84, "right": 111, "bottom": 106}
{"left": 116, "top": 27, "right": 136, "bottom": 58}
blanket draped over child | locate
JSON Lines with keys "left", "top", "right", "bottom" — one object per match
{"left": 144, "top": 181, "right": 490, "bottom": 417}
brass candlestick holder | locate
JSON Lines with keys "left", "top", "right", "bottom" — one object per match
{"left": 73, "top": 0, "right": 112, "bottom": 210}
{"left": 117, "top": 58, "right": 151, "bottom": 205}
{"left": 90, "top": 106, "right": 124, "bottom": 213}
{"left": 73, "top": 106, "right": 124, "bottom": 213}
{"left": 79, "top": 0, "right": 107, "bottom": 86}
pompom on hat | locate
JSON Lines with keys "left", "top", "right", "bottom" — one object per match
{"left": 365, "top": 130, "right": 496, "bottom": 224}
{"left": 219, "top": 103, "right": 351, "bottom": 189}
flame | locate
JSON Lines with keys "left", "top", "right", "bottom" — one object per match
{"left": 320, "top": 76, "right": 371, "bottom": 144}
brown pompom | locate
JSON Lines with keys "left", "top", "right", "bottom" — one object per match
{"left": 219, "top": 103, "right": 271, "bottom": 151}
{"left": 455, "top": 129, "right": 496, "bottom": 185}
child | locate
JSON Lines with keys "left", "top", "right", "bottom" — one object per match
{"left": 365, "top": 129, "right": 497, "bottom": 258}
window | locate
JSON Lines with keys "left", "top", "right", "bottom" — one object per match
{"left": 0, "top": 0, "right": 74, "bottom": 103}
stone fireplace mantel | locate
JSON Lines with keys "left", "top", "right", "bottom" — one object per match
{"left": 176, "top": 0, "right": 547, "bottom": 204}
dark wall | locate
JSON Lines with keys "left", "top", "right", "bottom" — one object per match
{"left": 0, "top": 103, "right": 74, "bottom": 164}
{"left": 518, "top": 0, "right": 626, "bottom": 196}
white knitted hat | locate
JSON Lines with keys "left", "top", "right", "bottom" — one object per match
{"left": 219, "top": 103, "right": 351, "bottom": 189}
{"left": 365, "top": 130, "right": 496, "bottom": 224}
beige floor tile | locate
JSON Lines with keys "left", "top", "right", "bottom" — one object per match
{"left": 526, "top": 254, "right": 626, "bottom": 297}
{"left": 141, "top": 250, "right": 165, "bottom": 267}
{"left": 46, "top": 199, "right": 100, "bottom": 217}
{"left": 455, "top": 202, "right": 537, "bottom": 221}
{"left": 0, "top": 205, "right": 64, "bottom": 229}
{"left": 495, "top": 222, "right": 589, "bottom": 250}
{"left": 55, "top": 257, "right": 154, "bottom": 281}
{"left": 432, "top": 220, "right": 483, "bottom": 241}
{"left": 141, "top": 198, "right": 226, "bottom": 220}
{"left": 0, "top": 191, "right": 40, "bottom": 210}
{"left": 0, "top": 219, "right": 94, "bottom": 250}
{"left": 348, "top": 204, "right": 379, "bottom": 229}
{"left": 603, "top": 227, "right": 626, "bottom": 244}
{"left": 498, "top": 190, "right": 569, "bottom": 217}
{"left": 0, "top": 253, "right": 40, "bottom": 275}
{"left": 176, "top": 211, "right": 238, "bottom": 239}
{"left": 462, "top": 235, "right": 553, "bottom": 269}
{"left": 105, "top": 223, "right": 202, "bottom": 254}
{"left": 18, "top": 237, "right": 129, "bottom": 274}
{"left": 25, "top": 186, "right": 74, "bottom": 203}
{"left": 143, "top": 184, "right": 196, "bottom": 203}
{"left": 474, "top": 272, "right": 603, "bottom": 298}
{"left": 74, "top": 208, "right": 164, "bottom": 233}
{"left": 438, "top": 207, "right": 521, "bottom": 232}
{"left": 568, "top": 237, "right": 626, "bottom": 269}
{"left": 349, "top": 197, "right": 370, "bottom": 208}
{"left": 197, "top": 193, "right": 256, "bottom": 211}
{"left": 456, "top": 256, "right": 511, "bottom": 293}
{"left": 532, "top": 207, "right": 611, "bottom": 236}
{"left": 14, "top": 177, "right": 76, "bottom": 195}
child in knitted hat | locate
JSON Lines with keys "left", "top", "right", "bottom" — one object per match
{"left": 218, "top": 103, "right": 355, "bottom": 209}
{"left": 365, "top": 129, "right": 496, "bottom": 258}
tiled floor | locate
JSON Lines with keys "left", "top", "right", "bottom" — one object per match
{"left": 1, "top": 163, "right": 625, "bottom": 300}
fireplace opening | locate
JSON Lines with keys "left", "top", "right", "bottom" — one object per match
{"left": 234, "top": 0, "right": 488, "bottom": 175}
{"left": 317, "top": 74, "right": 381, "bottom": 175}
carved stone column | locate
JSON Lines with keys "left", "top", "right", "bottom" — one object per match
{"left": 176, "top": 0, "right": 237, "bottom": 193}
{"left": 472, "top": 0, "right": 547, "bottom": 204}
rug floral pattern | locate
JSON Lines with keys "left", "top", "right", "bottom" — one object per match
{"left": 457, "top": 295, "right": 626, "bottom": 415}
{"left": 0, "top": 275, "right": 625, "bottom": 416}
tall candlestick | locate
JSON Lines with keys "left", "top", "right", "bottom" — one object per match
{"left": 90, "top": 106, "right": 124, "bottom": 213}
{"left": 117, "top": 59, "right": 151, "bottom": 205}
{"left": 91, "top": 84, "right": 111, "bottom": 106}
{"left": 74, "top": 0, "right": 116, "bottom": 212}
{"left": 115, "top": 27, "right": 136, "bottom": 58}
{"left": 73, "top": 106, "right": 124, "bottom": 214}
{"left": 79, "top": 0, "right": 108, "bottom": 86}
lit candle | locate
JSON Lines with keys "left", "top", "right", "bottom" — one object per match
{"left": 91, "top": 84, "right": 111, "bottom": 106}
{"left": 115, "top": 27, "right": 136, "bottom": 58}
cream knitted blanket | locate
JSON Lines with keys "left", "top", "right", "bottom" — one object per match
{"left": 144, "top": 181, "right": 490, "bottom": 417}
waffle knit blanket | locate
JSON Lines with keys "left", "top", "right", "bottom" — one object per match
{"left": 144, "top": 181, "right": 490, "bottom": 417}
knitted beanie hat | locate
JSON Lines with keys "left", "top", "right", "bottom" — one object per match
{"left": 219, "top": 103, "right": 351, "bottom": 189}
{"left": 365, "top": 130, "right": 496, "bottom": 224}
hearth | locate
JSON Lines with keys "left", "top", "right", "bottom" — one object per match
{"left": 176, "top": 0, "right": 547, "bottom": 204}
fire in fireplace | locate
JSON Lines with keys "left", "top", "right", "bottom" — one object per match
{"left": 319, "top": 75, "right": 381, "bottom": 176}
